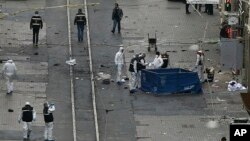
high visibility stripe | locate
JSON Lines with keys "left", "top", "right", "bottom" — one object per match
{"left": 76, "top": 15, "right": 85, "bottom": 17}
{"left": 32, "top": 18, "right": 42, "bottom": 20}
{"left": 32, "top": 23, "right": 41, "bottom": 25}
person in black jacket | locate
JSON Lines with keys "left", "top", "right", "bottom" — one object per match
{"left": 43, "top": 102, "right": 55, "bottom": 141}
{"left": 161, "top": 51, "right": 169, "bottom": 68}
{"left": 30, "top": 11, "right": 43, "bottom": 46}
{"left": 74, "top": 9, "right": 86, "bottom": 42}
{"left": 18, "top": 102, "right": 36, "bottom": 141}
{"left": 111, "top": 3, "right": 123, "bottom": 33}
{"left": 185, "top": 0, "right": 191, "bottom": 14}
{"left": 129, "top": 54, "right": 139, "bottom": 93}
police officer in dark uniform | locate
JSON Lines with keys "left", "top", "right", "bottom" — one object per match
{"left": 74, "top": 9, "right": 86, "bottom": 42}
{"left": 43, "top": 102, "right": 55, "bottom": 141}
{"left": 30, "top": 11, "right": 43, "bottom": 46}
{"left": 18, "top": 102, "right": 36, "bottom": 141}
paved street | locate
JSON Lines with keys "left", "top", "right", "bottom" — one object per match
{"left": 0, "top": 0, "right": 249, "bottom": 141}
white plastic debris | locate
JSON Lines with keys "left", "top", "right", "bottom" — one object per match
{"left": 211, "top": 84, "right": 219, "bottom": 88}
{"left": 121, "top": 79, "right": 125, "bottom": 83}
{"left": 214, "top": 80, "right": 219, "bottom": 83}
{"left": 216, "top": 97, "right": 226, "bottom": 102}
{"left": 97, "top": 72, "right": 111, "bottom": 80}
{"left": 227, "top": 80, "right": 246, "bottom": 91}
{"left": 66, "top": 59, "right": 76, "bottom": 65}
{"left": 206, "top": 120, "right": 219, "bottom": 129}
{"left": 188, "top": 44, "right": 199, "bottom": 51}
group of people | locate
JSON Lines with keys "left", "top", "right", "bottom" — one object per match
{"left": 114, "top": 48, "right": 170, "bottom": 93}
{"left": 1, "top": 59, "right": 55, "bottom": 141}
{"left": 30, "top": 9, "right": 87, "bottom": 46}
{"left": 18, "top": 101, "right": 55, "bottom": 141}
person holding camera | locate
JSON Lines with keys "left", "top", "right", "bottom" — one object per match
{"left": 43, "top": 102, "right": 55, "bottom": 141}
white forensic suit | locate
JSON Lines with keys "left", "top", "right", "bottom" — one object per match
{"left": 114, "top": 47, "right": 125, "bottom": 83}
{"left": 2, "top": 60, "right": 17, "bottom": 94}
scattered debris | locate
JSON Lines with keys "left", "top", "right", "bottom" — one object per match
{"left": 34, "top": 52, "right": 39, "bottom": 55}
{"left": 53, "top": 63, "right": 60, "bottom": 66}
{"left": 189, "top": 44, "right": 199, "bottom": 51}
{"left": 211, "top": 84, "right": 219, "bottom": 88}
{"left": 227, "top": 80, "right": 246, "bottom": 91}
{"left": 102, "top": 79, "right": 110, "bottom": 84}
{"left": 214, "top": 80, "right": 219, "bottom": 83}
{"left": 206, "top": 120, "right": 219, "bottom": 129}
{"left": 66, "top": 59, "right": 76, "bottom": 66}
{"left": 124, "top": 86, "right": 128, "bottom": 89}
{"left": 75, "top": 77, "right": 79, "bottom": 80}
{"left": 97, "top": 72, "right": 111, "bottom": 84}
{"left": 216, "top": 97, "right": 226, "bottom": 102}
{"left": 128, "top": 50, "right": 134, "bottom": 53}
{"left": 121, "top": 79, "right": 125, "bottom": 83}
{"left": 8, "top": 109, "right": 14, "bottom": 112}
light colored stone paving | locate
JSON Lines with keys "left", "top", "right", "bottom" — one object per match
{"left": 0, "top": 21, "right": 46, "bottom": 47}
{"left": 135, "top": 115, "right": 228, "bottom": 141}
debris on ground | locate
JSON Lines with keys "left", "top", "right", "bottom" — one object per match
{"left": 216, "top": 97, "right": 226, "bottom": 102}
{"left": 66, "top": 59, "right": 76, "bottom": 65}
{"left": 8, "top": 109, "right": 14, "bottom": 112}
{"left": 97, "top": 72, "right": 111, "bottom": 84}
{"left": 227, "top": 80, "right": 246, "bottom": 91}
{"left": 211, "top": 84, "right": 219, "bottom": 88}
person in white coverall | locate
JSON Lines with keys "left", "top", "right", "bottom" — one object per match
{"left": 2, "top": 59, "right": 17, "bottom": 94}
{"left": 149, "top": 51, "right": 163, "bottom": 69}
{"left": 43, "top": 102, "right": 55, "bottom": 141}
{"left": 18, "top": 102, "right": 36, "bottom": 141}
{"left": 195, "top": 50, "right": 205, "bottom": 82}
{"left": 114, "top": 47, "right": 125, "bottom": 84}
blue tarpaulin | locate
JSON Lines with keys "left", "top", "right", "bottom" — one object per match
{"left": 141, "top": 68, "right": 202, "bottom": 95}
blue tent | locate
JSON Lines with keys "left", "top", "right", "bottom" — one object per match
{"left": 141, "top": 68, "right": 202, "bottom": 95}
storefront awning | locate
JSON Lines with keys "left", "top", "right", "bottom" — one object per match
{"left": 187, "top": 0, "right": 219, "bottom": 4}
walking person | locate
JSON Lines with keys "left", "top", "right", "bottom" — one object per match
{"left": 18, "top": 102, "right": 36, "bottom": 141}
{"left": 111, "top": 3, "right": 123, "bottom": 33}
{"left": 74, "top": 8, "right": 86, "bottom": 42}
{"left": 195, "top": 50, "right": 205, "bottom": 82}
{"left": 129, "top": 54, "right": 139, "bottom": 93}
{"left": 2, "top": 59, "right": 17, "bottom": 94}
{"left": 185, "top": 0, "right": 191, "bottom": 14}
{"left": 30, "top": 11, "right": 43, "bottom": 47}
{"left": 43, "top": 102, "right": 55, "bottom": 141}
{"left": 114, "top": 47, "right": 125, "bottom": 85}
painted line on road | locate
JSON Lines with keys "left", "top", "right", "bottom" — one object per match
{"left": 66, "top": 0, "right": 77, "bottom": 141}
{"left": 84, "top": 0, "right": 100, "bottom": 141}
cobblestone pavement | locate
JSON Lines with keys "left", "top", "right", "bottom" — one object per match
{"left": 0, "top": 0, "right": 249, "bottom": 141}
{"left": 0, "top": 0, "right": 47, "bottom": 140}
{"left": 119, "top": 0, "right": 249, "bottom": 140}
